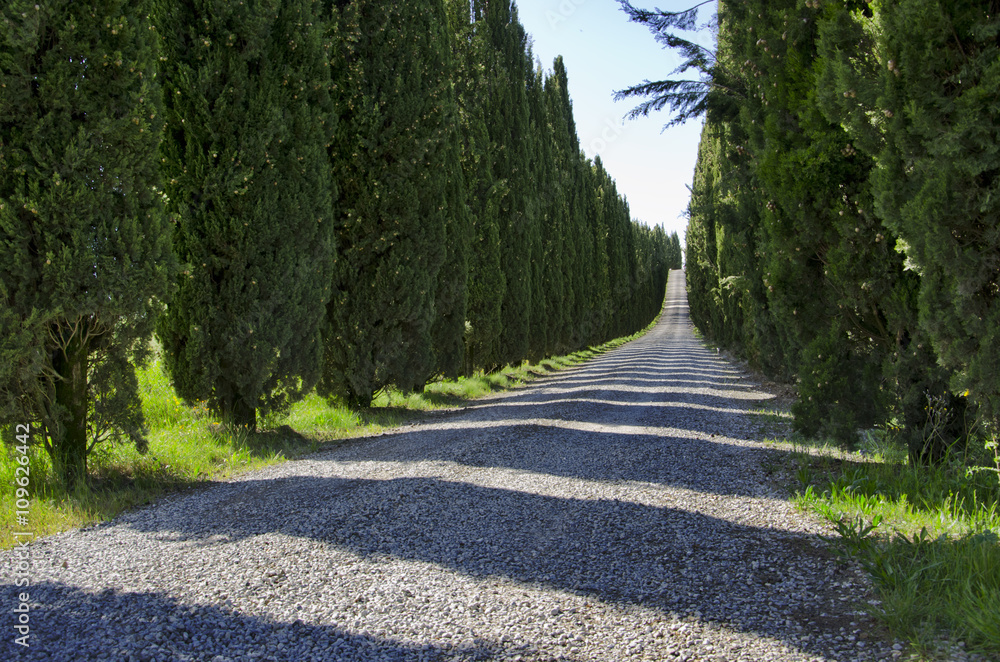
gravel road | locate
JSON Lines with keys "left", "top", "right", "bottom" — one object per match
{"left": 3, "top": 270, "right": 904, "bottom": 661}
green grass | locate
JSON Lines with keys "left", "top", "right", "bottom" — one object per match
{"left": 788, "top": 429, "right": 1000, "bottom": 659}
{"left": 1, "top": 324, "right": 652, "bottom": 550}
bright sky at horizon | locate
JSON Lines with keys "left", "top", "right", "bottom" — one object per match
{"left": 516, "top": 0, "right": 717, "bottom": 246}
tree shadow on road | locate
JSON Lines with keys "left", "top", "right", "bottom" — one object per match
{"left": 5, "top": 581, "right": 502, "bottom": 662}
{"left": 99, "top": 472, "right": 885, "bottom": 661}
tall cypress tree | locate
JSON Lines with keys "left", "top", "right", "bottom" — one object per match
{"left": 866, "top": 0, "right": 998, "bottom": 453}
{"left": 684, "top": 124, "right": 723, "bottom": 341}
{"left": 477, "top": 0, "right": 534, "bottom": 366}
{"left": 601, "top": 167, "right": 631, "bottom": 340}
{"left": 0, "top": 0, "right": 174, "bottom": 485}
{"left": 725, "top": 0, "right": 895, "bottom": 442}
{"left": 624, "top": 0, "right": 988, "bottom": 456}
{"left": 667, "top": 232, "right": 682, "bottom": 270}
{"left": 320, "top": 0, "right": 453, "bottom": 406}
{"left": 566, "top": 159, "right": 595, "bottom": 348}
{"left": 587, "top": 157, "right": 613, "bottom": 343}
{"left": 429, "top": 5, "right": 472, "bottom": 383}
{"left": 526, "top": 64, "right": 557, "bottom": 358}
{"left": 447, "top": 0, "right": 505, "bottom": 373}
{"left": 155, "top": 0, "right": 335, "bottom": 429}
{"left": 543, "top": 59, "right": 578, "bottom": 352}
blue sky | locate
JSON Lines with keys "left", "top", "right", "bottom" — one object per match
{"left": 516, "top": 0, "right": 717, "bottom": 244}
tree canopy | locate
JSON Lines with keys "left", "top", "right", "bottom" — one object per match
{"left": 0, "top": 0, "right": 175, "bottom": 485}
{"left": 624, "top": 0, "right": 999, "bottom": 461}
{"left": 1, "top": 0, "right": 673, "bottom": 485}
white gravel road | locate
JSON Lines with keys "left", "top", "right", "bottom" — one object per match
{"left": 3, "top": 270, "right": 905, "bottom": 661}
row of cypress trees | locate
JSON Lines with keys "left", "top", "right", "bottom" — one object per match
{"left": 0, "top": 0, "right": 679, "bottom": 485}
{"left": 623, "top": 0, "right": 998, "bottom": 463}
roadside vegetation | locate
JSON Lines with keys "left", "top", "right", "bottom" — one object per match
{"left": 762, "top": 416, "right": 1000, "bottom": 659}
{"left": 0, "top": 324, "right": 652, "bottom": 551}
{"left": 2, "top": 1, "right": 682, "bottom": 492}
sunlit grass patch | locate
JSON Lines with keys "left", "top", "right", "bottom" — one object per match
{"left": 789, "top": 428, "right": 1000, "bottom": 657}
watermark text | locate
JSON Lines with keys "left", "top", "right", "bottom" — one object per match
{"left": 11, "top": 423, "right": 33, "bottom": 648}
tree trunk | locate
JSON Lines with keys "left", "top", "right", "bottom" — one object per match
{"left": 51, "top": 331, "right": 89, "bottom": 489}
{"left": 230, "top": 394, "right": 257, "bottom": 432}
{"left": 348, "top": 388, "right": 373, "bottom": 409}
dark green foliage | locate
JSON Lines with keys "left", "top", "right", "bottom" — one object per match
{"left": 526, "top": 65, "right": 555, "bottom": 359}
{"left": 727, "top": 0, "right": 909, "bottom": 444}
{"left": 444, "top": 2, "right": 670, "bottom": 370}
{"left": 446, "top": 0, "right": 505, "bottom": 374}
{"left": 0, "top": 0, "right": 174, "bottom": 485}
{"left": 155, "top": 0, "right": 335, "bottom": 428}
{"left": 638, "top": 0, "right": 996, "bottom": 457}
{"left": 593, "top": 159, "right": 623, "bottom": 341}
{"left": 870, "top": 0, "right": 1000, "bottom": 439}
{"left": 311, "top": 0, "right": 667, "bottom": 397}
{"left": 0, "top": 301, "right": 46, "bottom": 428}
{"left": 430, "top": 130, "right": 472, "bottom": 382}
{"left": 635, "top": 224, "right": 670, "bottom": 326}
{"left": 666, "top": 232, "right": 683, "bottom": 270}
{"left": 429, "top": 21, "right": 472, "bottom": 382}
{"left": 686, "top": 114, "right": 783, "bottom": 376}
{"left": 811, "top": 0, "right": 988, "bottom": 460}
{"left": 792, "top": 322, "right": 885, "bottom": 443}
{"left": 575, "top": 163, "right": 611, "bottom": 346}
{"left": 544, "top": 57, "right": 588, "bottom": 351}
{"left": 683, "top": 126, "right": 720, "bottom": 340}
{"left": 320, "top": 0, "right": 455, "bottom": 406}
{"left": 477, "top": 0, "right": 536, "bottom": 366}
{"left": 161, "top": 0, "right": 670, "bottom": 418}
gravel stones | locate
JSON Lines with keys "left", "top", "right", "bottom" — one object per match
{"left": 4, "top": 272, "right": 909, "bottom": 660}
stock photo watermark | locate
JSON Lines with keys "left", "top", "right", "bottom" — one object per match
{"left": 546, "top": 0, "right": 589, "bottom": 29}
{"left": 10, "top": 423, "right": 33, "bottom": 648}
{"left": 588, "top": 117, "right": 626, "bottom": 155}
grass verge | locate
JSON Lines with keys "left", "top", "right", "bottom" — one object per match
{"left": 782, "top": 430, "right": 1000, "bottom": 659}
{"left": 1, "top": 321, "right": 654, "bottom": 550}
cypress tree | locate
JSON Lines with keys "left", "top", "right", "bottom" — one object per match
{"left": 571, "top": 160, "right": 603, "bottom": 347}
{"left": 684, "top": 124, "right": 722, "bottom": 340}
{"left": 649, "top": 225, "right": 670, "bottom": 317}
{"left": 588, "top": 157, "right": 613, "bottom": 343}
{"left": 867, "top": 0, "right": 998, "bottom": 453}
{"left": 667, "top": 232, "right": 683, "bottom": 270}
{"left": 778, "top": 0, "right": 972, "bottom": 459}
{"left": 544, "top": 58, "right": 579, "bottom": 351}
{"left": 0, "top": 0, "right": 174, "bottom": 485}
{"left": 155, "top": 0, "right": 335, "bottom": 429}
{"left": 320, "top": 0, "right": 453, "bottom": 406}
{"left": 428, "top": 5, "right": 472, "bottom": 382}
{"left": 633, "top": 224, "right": 652, "bottom": 326}
{"left": 727, "top": 0, "right": 893, "bottom": 442}
{"left": 623, "top": 214, "right": 640, "bottom": 334}
{"left": 477, "top": 0, "right": 534, "bottom": 366}
{"left": 601, "top": 167, "right": 631, "bottom": 340}
{"left": 566, "top": 160, "right": 595, "bottom": 348}
{"left": 526, "top": 65, "right": 557, "bottom": 358}
{"left": 446, "top": 0, "right": 505, "bottom": 374}
{"left": 430, "top": 134, "right": 472, "bottom": 382}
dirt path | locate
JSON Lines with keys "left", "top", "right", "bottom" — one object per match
{"left": 2, "top": 271, "right": 897, "bottom": 661}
